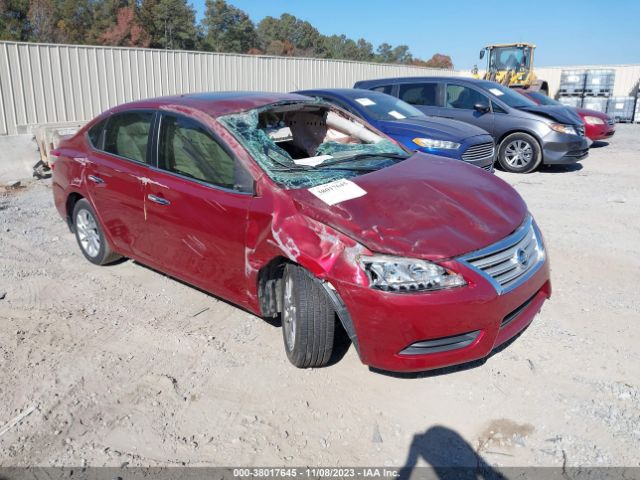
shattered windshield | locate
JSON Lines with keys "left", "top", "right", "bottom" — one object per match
{"left": 218, "top": 102, "right": 409, "bottom": 189}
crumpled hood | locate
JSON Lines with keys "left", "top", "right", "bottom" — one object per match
{"left": 287, "top": 153, "right": 527, "bottom": 260}
{"left": 517, "top": 105, "right": 583, "bottom": 125}
{"left": 380, "top": 116, "right": 489, "bottom": 141}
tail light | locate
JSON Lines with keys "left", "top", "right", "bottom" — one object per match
{"left": 49, "top": 149, "right": 61, "bottom": 169}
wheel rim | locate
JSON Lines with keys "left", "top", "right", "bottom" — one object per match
{"left": 504, "top": 140, "right": 534, "bottom": 168}
{"left": 76, "top": 209, "right": 101, "bottom": 258}
{"left": 282, "top": 275, "right": 296, "bottom": 351}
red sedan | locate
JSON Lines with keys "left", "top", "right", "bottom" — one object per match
{"left": 516, "top": 89, "right": 615, "bottom": 141}
{"left": 51, "top": 92, "right": 551, "bottom": 373}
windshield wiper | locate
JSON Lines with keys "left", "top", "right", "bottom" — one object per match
{"left": 317, "top": 152, "right": 409, "bottom": 168}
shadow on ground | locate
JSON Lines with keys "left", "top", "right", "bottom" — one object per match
{"left": 399, "top": 426, "right": 506, "bottom": 480}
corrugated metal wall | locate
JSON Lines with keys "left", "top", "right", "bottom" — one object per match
{"left": 1, "top": 41, "right": 639, "bottom": 136}
{"left": 0, "top": 41, "right": 457, "bottom": 135}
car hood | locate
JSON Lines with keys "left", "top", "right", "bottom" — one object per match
{"left": 517, "top": 105, "right": 583, "bottom": 125}
{"left": 379, "top": 116, "right": 489, "bottom": 141}
{"left": 575, "top": 108, "right": 609, "bottom": 120}
{"left": 287, "top": 153, "right": 527, "bottom": 260}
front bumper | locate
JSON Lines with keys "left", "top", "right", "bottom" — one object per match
{"left": 332, "top": 257, "right": 551, "bottom": 372}
{"left": 541, "top": 131, "right": 590, "bottom": 164}
{"left": 585, "top": 123, "right": 615, "bottom": 141}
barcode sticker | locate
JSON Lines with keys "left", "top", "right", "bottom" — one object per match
{"left": 308, "top": 179, "right": 367, "bottom": 206}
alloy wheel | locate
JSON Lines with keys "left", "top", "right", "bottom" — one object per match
{"left": 75, "top": 209, "right": 101, "bottom": 258}
{"left": 504, "top": 140, "right": 534, "bottom": 168}
{"left": 282, "top": 274, "right": 296, "bottom": 351}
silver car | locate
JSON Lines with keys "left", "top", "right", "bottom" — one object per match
{"left": 354, "top": 77, "right": 589, "bottom": 173}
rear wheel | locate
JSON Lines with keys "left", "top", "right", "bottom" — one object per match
{"left": 72, "top": 198, "right": 122, "bottom": 265}
{"left": 281, "top": 264, "right": 336, "bottom": 368}
{"left": 497, "top": 132, "right": 542, "bottom": 173}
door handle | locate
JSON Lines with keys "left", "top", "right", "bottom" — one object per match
{"left": 147, "top": 194, "right": 170, "bottom": 206}
{"left": 88, "top": 175, "right": 104, "bottom": 184}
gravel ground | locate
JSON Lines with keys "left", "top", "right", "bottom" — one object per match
{"left": 0, "top": 125, "right": 639, "bottom": 468}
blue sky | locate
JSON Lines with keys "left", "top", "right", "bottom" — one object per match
{"left": 192, "top": 0, "right": 640, "bottom": 69}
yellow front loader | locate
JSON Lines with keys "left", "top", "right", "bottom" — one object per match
{"left": 473, "top": 43, "right": 549, "bottom": 96}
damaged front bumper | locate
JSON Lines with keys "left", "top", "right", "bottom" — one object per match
{"left": 328, "top": 258, "right": 551, "bottom": 373}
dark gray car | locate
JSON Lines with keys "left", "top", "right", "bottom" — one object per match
{"left": 354, "top": 76, "right": 590, "bottom": 173}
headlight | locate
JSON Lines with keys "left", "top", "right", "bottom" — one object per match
{"left": 549, "top": 123, "right": 577, "bottom": 135}
{"left": 359, "top": 255, "right": 466, "bottom": 292}
{"left": 584, "top": 115, "right": 604, "bottom": 125}
{"left": 413, "top": 138, "right": 461, "bottom": 150}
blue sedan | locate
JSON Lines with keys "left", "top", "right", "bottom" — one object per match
{"left": 295, "top": 88, "right": 495, "bottom": 170}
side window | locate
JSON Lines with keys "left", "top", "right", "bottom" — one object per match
{"left": 492, "top": 101, "right": 507, "bottom": 114}
{"left": 398, "top": 83, "right": 438, "bottom": 106}
{"left": 103, "top": 111, "right": 153, "bottom": 163}
{"left": 371, "top": 85, "right": 393, "bottom": 95}
{"left": 159, "top": 114, "right": 236, "bottom": 189}
{"left": 446, "top": 85, "right": 487, "bottom": 110}
{"left": 87, "top": 119, "right": 107, "bottom": 149}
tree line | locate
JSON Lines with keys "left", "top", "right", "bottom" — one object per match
{"left": 0, "top": 0, "right": 454, "bottom": 68}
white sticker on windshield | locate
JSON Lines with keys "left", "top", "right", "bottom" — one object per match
{"left": 294, "top": 155, "right": 333, "bottom": 167}
{"left": 355, "top": 97, "right": 376, "bottom": 106}
{"left": 489, "top": 88, "right": 504, "bottom": 96}
{"left": 388, "top": 110, "right": 406, "bottom": 119}
{"left": 308, "top": 179, "right": 367, "bottom": 206}
{"left": 615, "top": 102, "right": 624, "bottom": 109}
{"left": 592, "top": 78, "right": 600, "bottom": 85}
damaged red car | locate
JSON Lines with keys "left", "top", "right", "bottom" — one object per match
{"left": 51, "top": 92, "right": 551, "bottom": 373}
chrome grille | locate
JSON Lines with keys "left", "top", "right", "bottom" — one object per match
{"left": 462, "top": 142, "right": 495, "bottom": 161}
{"left": 458, "top": 216, "right": 545, "bottom": 295}
{"left": 606, "top": 117, "right": 615, "bottom": 126}
{"left": 576, "top": 125, "right": 585, "bottom": 137}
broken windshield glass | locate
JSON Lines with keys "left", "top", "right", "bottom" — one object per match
{"left": 218, "top": 102, "right": 409, "bottom": 189}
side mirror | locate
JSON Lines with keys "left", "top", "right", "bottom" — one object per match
{"left": 474, "top": 103, "right": 490, "bottom": 114}
{"left": 479, "top": 50, "right": 485, "bottom": 60}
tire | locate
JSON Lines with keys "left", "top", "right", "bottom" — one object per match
{"left": 497, "top": 132, "right": 542, "bottom": 173}
{"left": 281, "top": 264, "right": 336, "bottom": 368}
{"left": 72, "top": 198, "right": 122, "bottom": 265}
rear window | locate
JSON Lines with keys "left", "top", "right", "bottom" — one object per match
{"left": 371, "top": 85, "right": 393, "bottom": 95}
{"left": 104, "top": 111, "right": 154, "bottom": 164}
{"left": 87, "top": 119, "right": 107, "bottom": 148}
{"left": 398, "top": 83, "right": 438, "bottom": 106}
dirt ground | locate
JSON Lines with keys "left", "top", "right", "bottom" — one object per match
{"left": 1, "top": 125, "right": 639, "bottom": 469}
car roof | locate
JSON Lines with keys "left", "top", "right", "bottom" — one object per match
{"left": 296, "top": 88, "right": 390, "bottom": 99}
{"left": 355, "top": 76, "right": 484, "bottom": 87}
{"left": 108, "top": 91, "right": 311, "bottom": 118}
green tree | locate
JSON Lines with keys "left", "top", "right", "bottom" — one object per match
{"left": 0, "top": 0, "right": 31, "bottom": 40}
{"left": 56, "top": 0, "right": 94, "bottom": 44}
{"left": 139, "top": 0, "right": 197, "bottom": 49}
{"left": 200, "top": 0, "right": 256, "bottom": 53}
{"left": 257, "top": 13, "right": 321, "bottom": 56}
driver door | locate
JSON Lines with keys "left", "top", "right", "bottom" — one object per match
{"left": 442, "top": 83, "right": 495, "bottom": 136}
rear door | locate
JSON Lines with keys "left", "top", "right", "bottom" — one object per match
{"left": 139, "top": 112, "right": 254, "bottom": 305}
{"left": 442, "top": 83, "right": 495, "bottom": 135}
{"left": 397, "top": 82, "right": 442, "bottom": 116}
{"left": 84, "top": 110, "right": 156, "bottom": 258}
